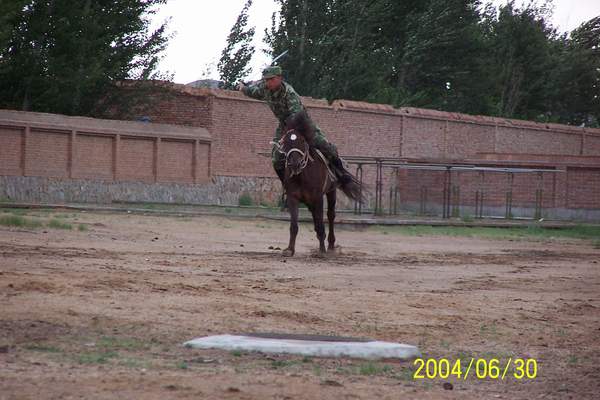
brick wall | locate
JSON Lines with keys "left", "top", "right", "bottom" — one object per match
{"left": 137, "top": 84, "right": 598, "bottom": 218}
{"left": 75, "top": 134, "right": 114, "bottom": 180}
{"left": 0, "top": 109, "right": 211, "bottom": 186}
{"left": 0, "top": 126, "right": 23, "bottom": 175}
{"left": 2, "top": 83, "right": 599, "bottom": 219}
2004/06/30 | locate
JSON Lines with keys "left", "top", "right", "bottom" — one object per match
{"left": 413, "top": 358, "right": 538, "bottom": 380}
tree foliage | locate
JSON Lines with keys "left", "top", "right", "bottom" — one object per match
{"left": 0, "top": 0, "right": 170, "bottom": 116}
{"left": 218, "top": 0, "right": 256, "bottom": 88}
{"left": 551, "top": 16, "right": 600, "bottom": 126}
{"left": 266, "top": 0, "right": 599, "bottom": 126}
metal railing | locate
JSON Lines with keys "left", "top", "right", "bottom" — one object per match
{"left": 343, "top": 156, "right": 562, "bottom": 219}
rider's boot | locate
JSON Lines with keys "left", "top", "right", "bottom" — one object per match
{"left": 312, "top": 139, "right": 353, "bottom": 186}
{"left": 330, "top": 155, "right": 353, "bottom": 186}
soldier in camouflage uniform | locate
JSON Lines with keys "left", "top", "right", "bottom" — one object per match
{"left": 237, "top": 66, "right": 352, "bottom": 187}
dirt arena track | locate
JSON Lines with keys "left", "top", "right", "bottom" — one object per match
{"left": 1, "top": 210, "right": 599, "bottom": 399}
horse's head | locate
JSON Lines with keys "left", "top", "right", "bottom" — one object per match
{"left": 276, "top": 111, "right": 315, "bottom": 177}
{"left": 279, "top": 126, "right": 309, "bottom": 177}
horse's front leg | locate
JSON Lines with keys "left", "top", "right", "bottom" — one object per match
{"left": 283, "top": 196, "right": 299, "bottom": 257}
{"left": 310, "top": 199, "right": 326, "bottom": 257}
{"left": 326, "top": 190, "right": 336, "bottom": 251}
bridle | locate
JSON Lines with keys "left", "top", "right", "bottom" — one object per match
{"left": 273, "top": 129, "right": 313, "bottom": 177}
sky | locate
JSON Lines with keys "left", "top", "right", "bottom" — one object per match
{"left": 150, "top": 0, "right": 600, "bottom": 85}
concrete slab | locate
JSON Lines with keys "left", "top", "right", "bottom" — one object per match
{"left": 184, "top": 334, "right": 421, "bottom": 360}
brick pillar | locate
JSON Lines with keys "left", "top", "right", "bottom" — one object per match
{"left": 68, "top": 130, "right": 76, "bottom": 178}
{"left": 113, "top": 134, "right": 120, "bottom": 181}
{"left": 494, "top": 123, "right": 499, "bottom": 153}
{"left": 443, "top": 120, "right": 449, "bottom": 159}
{"left": 193, "top": 139, "right": 199, "bottom": 184}
{"left": 154, "top": 137, "right": 161, "bottom": 182}
{"left": 399, "top": 115, "right": 404, "bottom": 157}
{"left": 208, "top": 143, "right": 212, "bottom": 179}
{"left": 21, "top": 126, "right": 29, "bottom": 176}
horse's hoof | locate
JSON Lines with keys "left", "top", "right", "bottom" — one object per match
{"left": 328, "top": 245, "right": 341, "bottom": 255}
{"left": 282, "top": 248, "right": 294, "bottom": 257}
{"left": 315, "top": 251, "right": 327, "bottom": 259}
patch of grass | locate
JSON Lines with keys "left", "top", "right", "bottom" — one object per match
{"left": 461, "top": 214, "right": 474, "bottom": 223}
{"left": 255, "top": 222, "right": 275, "bottom": 229}
{"left": 176, "top": 360, "right": 189, "bottom": 370}
{"left": 313, "top": 364, "right": 322, "bottom": 376}
{"left": 97, "top": 336, "right": 148, "bottom": 351}
{"left": 476, "top": 351, "right": 515, "bottom": 361}
{"left": 479, "top": 322, "right": 498, "bottom": 338}
{"left": 270, "top": 359, "right": 303, "bottom": 369}
{"left": 455, "top": 350, "right": 474, "bottom": 360}
{"left": 2, "top": 208, "right": 27, "bottom": 216}
{"left": 135, "top": 203, "right": 171, "bottom": 210}
{"left": 231, "top": 350, "right": 243, "bottom": 357}
{"left": 357, "top": 362, "right": 393, "bottom": 376}
{"left": 48, "top": 219, "right": 72, "bottom": 230}
{"left": 119, "top": 358, "right": 151, "bottom": 369}
{"left": 77, "top": 351, "right": 118, "bottom": 364}
{"left": 270, "top": 360, "right": 289, "bottom": 369}
{"left": 556, "top": 328, "right": 569, "bottom": 337}
{"left": 78, "top": 224, "right": 88, "bottom": 231}
{"left": 238, "top": 193, "right": 254, "bottom": 207}
{"left": 0, "top": 215, "right": 43, "bottom": 228}
{"left": 24, "top": 345, "right": 61, "bottom": 353}
{"left": 394, "top": 366, "right": 415, "bottom": 381}
{"left": 259, "top": 199, "right": 276, "bottom": 208}
{"left": 370, "top": 224, "right": 600, "bottom": 241}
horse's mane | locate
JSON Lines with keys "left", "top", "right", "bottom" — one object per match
{"left": 285, "top": 111, "right": 316, "bottom": 144}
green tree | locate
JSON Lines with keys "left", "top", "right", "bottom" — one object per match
{"left": 394, "top": 0, "right": 488, "bottom": 112}
{"left": 266, "top": 0, "right": 402, "bottom": 101}
{"left": 551, "top": 17, "right": 600, "bottom": 126}
{"left": 266, "top": 0, "right": 487, "bottom": 113}
{"left": 0, "top": 1, "right": 26, "bottom": 50}
{"left": 0, "top": 0, "right": 170, "bottom": 116}
{"left": 266, "top": 0, "right": 597, "bottom": 125}
{"left": 218, "top": 0, "right": 255, "bottom": 88}
{"left": 480, "top": 1, "right": 559, "bottom": 119}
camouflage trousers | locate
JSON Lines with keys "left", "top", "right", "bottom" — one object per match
{"left": 271, "top": 123, "right": 338, "bottom": 171}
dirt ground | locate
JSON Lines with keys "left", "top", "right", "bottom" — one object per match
{"left": 1, "top": 209, "right": 599, "bottom": 399}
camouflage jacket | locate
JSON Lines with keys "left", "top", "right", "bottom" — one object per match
{"left": 242, "top": 81, "right": 304, "bottom": 124}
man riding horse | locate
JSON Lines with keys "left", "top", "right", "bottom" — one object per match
{"left": 237, "top": 66, "right": 354, "bottom": 191}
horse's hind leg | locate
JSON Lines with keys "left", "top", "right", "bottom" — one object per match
{"left": 309, "top": 201, "right": 326, "bottom": 256}
{"left": 326, "top": 190, "right": 336, "bottom": 251}
{"left": 283, "top": 197, "right": 299, "bottom": 257}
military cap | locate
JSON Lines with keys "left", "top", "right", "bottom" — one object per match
{"left": 262, "top": 65, "right": 282, "bottom": 78}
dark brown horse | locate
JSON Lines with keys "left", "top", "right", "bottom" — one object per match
{"left": 275, "top": 112, "right": 363, "bottom": 257}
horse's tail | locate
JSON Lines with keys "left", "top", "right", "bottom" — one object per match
{"left": 339, "top": 173, "right": 367, "bottom": 204}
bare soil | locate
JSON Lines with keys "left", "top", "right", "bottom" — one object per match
{"left": 1, "top": 210, "right": 599, "bottom": 399}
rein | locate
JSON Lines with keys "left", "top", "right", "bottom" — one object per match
{"left": 285, "top": 142, "right": 311, "bottom": 176}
